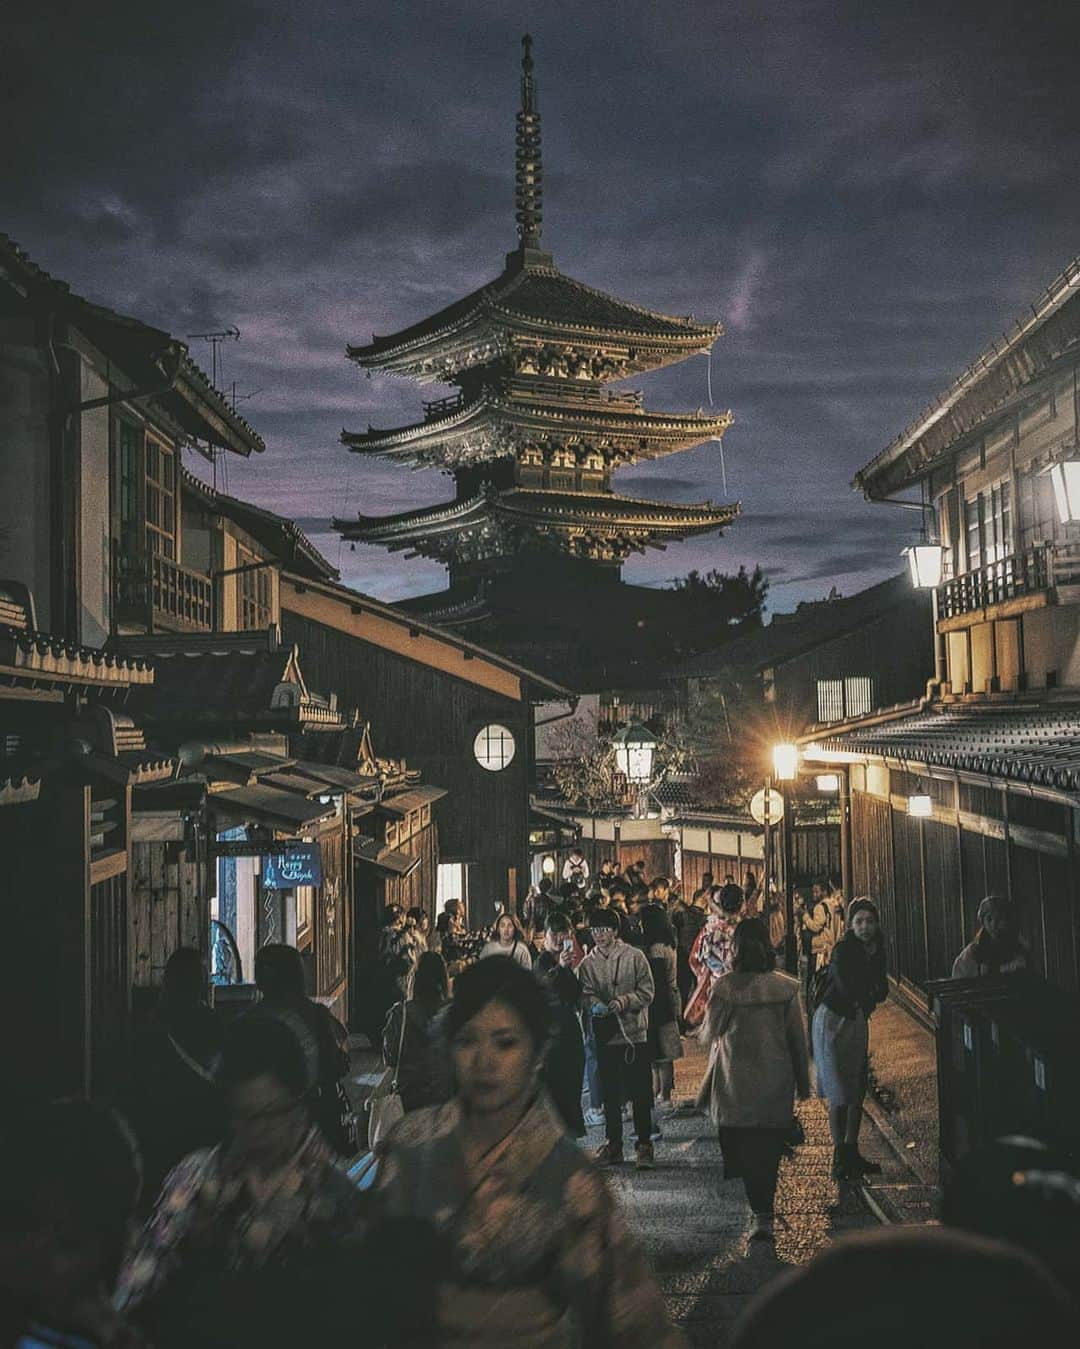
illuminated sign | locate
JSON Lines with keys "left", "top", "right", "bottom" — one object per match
{"left": 263, "top": 844, "right": 323, "bottom": 889}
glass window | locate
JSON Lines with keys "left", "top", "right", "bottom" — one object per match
{"left": 816, "top": 676, "right": 873, "bottom": 723}
{"left": 817, "top": 679, "right": 844, "bottom": 723}
{"left": 473, "top": 723, "right": 516, "bottom": 771}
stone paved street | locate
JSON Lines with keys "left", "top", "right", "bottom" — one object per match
{"left": 592, "top": 1029, "right": 903, "bottom": 1346}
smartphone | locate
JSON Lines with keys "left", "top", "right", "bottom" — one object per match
{"left": 562, "top": 938, "right": 573, "bottom": 953}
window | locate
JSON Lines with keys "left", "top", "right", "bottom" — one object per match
{"left": 236, "top": 547, "right": 273, "bottom": 630}
{"left": 437, "top": 863, "right": 469, "bottom": 918}
{"left": 964, "top": 481, "right": 1012, "bottom": 572}
{"left": 1017, "top": 470, "right": 1058, "bottom": 552}
{"left": 115, "top": 420, "right": 177, "bottom": 560}
{"left": 816, "top": 676, "right": 874, "bottom": 723}
{"left": 144, "top": 436, "right": 176, "bottom": 559}
{"left": 473, "top": 723, "right": 516, "bottom": 771}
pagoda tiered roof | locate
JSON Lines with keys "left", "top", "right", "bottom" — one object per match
{"left": 341, "top": 386, "right": 732, "bottom": 469}
{"left": 347, "top": 252, "right": 723, "bottom": 384}
{"left": 335, "top": 486, "right": 738, "bottom": 564}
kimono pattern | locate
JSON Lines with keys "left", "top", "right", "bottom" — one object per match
{"left": 376, "top": 1092, "right": 685, "bottom": 1349}
{"left": 682, "top": 912, "right": 738, "bottom": 1029}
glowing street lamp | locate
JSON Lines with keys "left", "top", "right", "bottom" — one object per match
{"left": 904, "top": 542, "right": 944, "bottom": 590}
{"left": 541, "top": 854, "right": 556, "bottom": 877}
{"left": 772, "top": 743, "right": 798, "bottom": 782}
{"left": 1046, "top": 459, "right": 1080, "bottom": 525}
{"left": 611, "top": 723, "right": 657, "bottom": 784}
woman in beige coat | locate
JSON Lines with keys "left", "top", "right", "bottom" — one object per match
{"left": 698, "top": 918, "right": 810, "bottom": 1243}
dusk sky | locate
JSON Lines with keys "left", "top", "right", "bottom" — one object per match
{"left": 7, "top": 0, "right": 1080, "bottom": 612}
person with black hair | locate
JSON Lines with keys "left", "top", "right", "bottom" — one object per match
{"left": 952, "top": 895, "right": 1031, "bottom": 978}
{"left": 252, "top": 943, "right": 353, "bottom": 1155}
{"left": 381, "top": 951, "right": 453, "bottom": 1114}
{"left": 578, "top": 908, "right": 657, "bottom": 1169}
{"left": 376, "top": 955, "right": 682, "bottom": 1349}
{"left": 0, "top": 1101, "right": 143, "bottom": 1348}
{"left": 671, "top": 877, "right": 710, "bottom": 1017}
{"left": 698, "top": 918, "right": 810, "bottom": 1244}
{"left": 117, "top": 1015, "right": 370, "bottom": 1348}
{"left": 125, "top": 946, "right": 225, "bottom": 1210}
{"left": 812, "top": 897, "right": 888, "bottom": 1181}
{"left": 641, "top": 905, "right": 683, "bottom": 1112}
{"left": 534, "top": 913, "right": 587, "bottom": 1137}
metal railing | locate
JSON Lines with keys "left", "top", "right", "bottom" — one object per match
{"left": 937, "top": 545, "right": 1049, "bottom": 619}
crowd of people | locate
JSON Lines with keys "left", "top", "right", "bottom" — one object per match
{"left": 2, "top": 848, "right": 1065, "bottom": 1348}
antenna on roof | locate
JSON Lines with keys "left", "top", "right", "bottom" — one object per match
{"left": 186, "top": 326, "right": 240, "bottom": 390}
{"left": 515, "top": 34, "right": 543, "bottom": 252}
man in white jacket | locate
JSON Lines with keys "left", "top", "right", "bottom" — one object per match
{"left": 578, "top": 908, "right": 656, "bottom": 1168}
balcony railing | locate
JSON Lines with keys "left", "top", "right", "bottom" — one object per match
{"left": 116, "top": 550, "right": 213, "bottom": 631}
{"left": 937, "top": 546, "right": 1049, "bottom": 620}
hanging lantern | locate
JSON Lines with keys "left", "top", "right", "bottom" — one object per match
{"left": 907, "top": 793, "right": 932, "bottom": 818}
{"left": 904, "top": 543, "right": 944, "bottom": 589}
{"left": 772, "top": 743, "right": 798, "bottom": 782}
{"left": 541, "top": 854, "right": 556, "bottom": 877}
{"left": 611, "top": 723, "right": 657, "bottom": 784}
{"left": 1045, "top": 459, "right": 1080, "bottom": 525}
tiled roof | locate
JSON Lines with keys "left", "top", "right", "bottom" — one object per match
{"left": 349, "top": 257, "right": 721, "bottom": 366}
{"left": 813, "top": 705, "right": 1080, "bottom": 794}
{"left": 0, "top": 624, "right": 154, "bottom": 689}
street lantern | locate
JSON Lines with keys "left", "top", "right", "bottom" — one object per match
{"left": 611, "top": 723, "right": 657, "bottom": 784}
{"left": 904, "top": 543, "right": 944, "bottom": 589}
{"left": 772, "top": 743, "right": 798, "bottom": 782}
{"left": 541, "top": 854, "right": 556, "bottom": 877}
{"left": 907, "top": 793, "right": 932, "bottom": 818}
{"left": 1046, "top": 459, "right": 1080, "bottom": 525}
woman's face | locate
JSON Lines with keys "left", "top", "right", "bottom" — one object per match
{"left": 452, "top": 999, "right": 537, "bottom": 1115}
{"left": 851, "top": 909, "right": 879, "bottom": 943}
{"left": 226, "top": 1073, "right": 307, "bottom": 1172}
{"left": 496, "top": 914, "right": 516, "bottom": 943}
{"left": 982, "top": 904, "right": 1011, "bottom": 940}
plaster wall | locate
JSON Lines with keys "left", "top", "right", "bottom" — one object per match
{"left": 0, "top": 319, "right": 53, "bottom": 625}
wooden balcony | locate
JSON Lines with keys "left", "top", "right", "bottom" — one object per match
{"left": 938, "top": 546, "right": 1049, "bottom": 622}
{"left": 115, "top": 550, "right": 213, "bottom": 632}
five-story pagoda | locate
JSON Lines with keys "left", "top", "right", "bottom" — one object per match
{"left": 337, "top": 37, "right": 740, "bottom": 685}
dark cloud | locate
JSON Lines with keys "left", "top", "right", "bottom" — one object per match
{"left": 7, "top": 0, "right": 1080, "bottom": 613}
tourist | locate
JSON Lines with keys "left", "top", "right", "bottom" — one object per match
{"left": 698, "top": 918, "right": 810, "bottom": 1244}
{"left": 729, "top": 1226, "right": 1080, "bottom": 1348}
{"left": 799, "top": 880, "right": 836, "bottom": 1015}
{"left": 592, "top": 856, "right": 619, "bottom": 898}
{"left": 952, "top": 895, "right": 1031, "bottom": 978}
{"left": 480, "top": 911, "right": 533, "bottom": 968}
{"left": 0, "top": 1101, "right": 143, "bottom": 1348}
{"left": 811, "top": 897, "right": 888, "bottom": 1180}
{"left": 378, "top": 903, "right": 408, "bottom": 961}
{"left": 717, "top": 873, "right": 743, "bottom": 913}
{"left": 117, "top": 1015, "right": 369, "bottom": 1348}
{"left": 124, "top": 945, "right": 224, "bottom": 1209}
{"left": 376, "top": 956, "right": 683, "bottom": 1348}
{"left": 607, "top": 879, "right": 636, "bottom": 941}
{"left": 648, "top": 875, "right": 672, "bottom": 908}
{"left": 253, "top": 943, "right": 354, "bottom": 1156}
{"left": 641, "top": 904, "right": 683, "bottom": 1112}
{"left": 404, "top": 906, "right": 432, "bottom": 963}
{"left": 683, "top": 884, "right": 742, "bottom": 1029}
{"left": 381, "top": 951, "right": 453, "bottom": 1114}
{"left": 577, "top": 908, "right": 656, "bottom": 1169}
{"left": 534, "top": 913, "right": 587, "bottom": 1137}
{"left": 671, "top": 877, "right": 710, "bottom": 1014}
{"left": 562, "top": 846, "right": 590, "bottom": 890}
{"left": 743, "top": 869, "right": 760, "bottom": 910}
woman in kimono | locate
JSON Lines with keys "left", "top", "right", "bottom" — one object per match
{"left": 376, "top": 955, "right": 684, "bottom": 1349}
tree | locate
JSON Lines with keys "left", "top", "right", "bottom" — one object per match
{"left": 670, "top": 564, "right": 769, "bottom": 636}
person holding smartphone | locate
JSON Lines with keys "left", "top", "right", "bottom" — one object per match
{"left": 533, "top": 915, "right": 586, "bottom": 1137}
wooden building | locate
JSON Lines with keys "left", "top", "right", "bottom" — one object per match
{"left": 334, "top": 38, "right": 739, "bottom": 689}
{"left": 802, "top": 255, "right": 1080, "bottom": 1001}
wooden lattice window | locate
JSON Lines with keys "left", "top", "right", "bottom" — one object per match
{"left": 144, "top": 436, "right": 176, "bottom": 559}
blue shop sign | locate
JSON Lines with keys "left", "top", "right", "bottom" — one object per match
{"left": 263, "top": 844, "right": 323, "bottom": 889}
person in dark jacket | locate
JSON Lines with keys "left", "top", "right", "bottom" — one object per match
{"left": 382, "top": 951, "right": 453, "bottom": 1114}
{"left": 125, "top": 947, "right": 225, "bottom": 1210}
{"left": 811, "top": 898, "right": 888, "bottom": 1180}
{"left": 253, "top": 944, "right": 353, "bottom": 1156}
{"left": 951, "top": 895, "right": 1031, "bottom": 978}
{"left": 533, "top": 913, "right": 587, "bottom": 1137}
{"left": 641, "top": 905, "right": 683, "bottom": 1110}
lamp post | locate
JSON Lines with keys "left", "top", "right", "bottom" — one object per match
{"left": 904, "top": 539, "right": 947, "bottom": 685}
{"left": 772, "top": 743, "right": 798, "bottom": 972}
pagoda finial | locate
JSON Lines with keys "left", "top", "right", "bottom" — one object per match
{"left": 515, "top": 33, "right": 543, "bottom": 252}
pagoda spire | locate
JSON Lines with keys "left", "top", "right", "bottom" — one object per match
{"left": 515, "top": 34, "right": 544, "bottom": 253}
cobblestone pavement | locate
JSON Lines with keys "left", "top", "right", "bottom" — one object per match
{"left": 594, "top": 1032, "right": 891, "bottom": 1346}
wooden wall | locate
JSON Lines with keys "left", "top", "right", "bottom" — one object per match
{"left": 850, "top": 784, "right": 1080, "bottom": 996}
{"left": 130, "top": 840, "right": 204, "bottom": 989}
{"left": 282, "top": 610, "right": 531, "bottom": 926}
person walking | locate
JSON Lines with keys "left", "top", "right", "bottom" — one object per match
{"left": 683, "top": 885, "right": 742, "bottom": 1029}
{"left": 480, "top": 912, "right": 533, "bottom": 969}
{"left": 671, "top": 879, "right": 710, "bottom": 1016}
{"left": 641, "top": 905, "right": 683, "bottom": 1113}
{"left": 812, "top": 897, "right": 889, "bottom": 1180}
{"left": 698, "top": 918, "right": 810, "bottom": 1244}
{"left": 375, "top": 956, "right": 684, "bottom": 1349}
{"left": 798, "top": 881, "right": 836, "bottom": 1017}
{"left": 952, "top": 895, "right": 1031, "bottom": 977}
{"left": 534, "top": 914, "right": 587, "bottom": 1137}
{"left": 577, "top": 909, "right": 656, "bottom": 1169}
{"left": 381, "top": 951, "right": 453, "bottom": 1115}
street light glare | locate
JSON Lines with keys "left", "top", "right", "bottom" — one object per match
{"left": 772, "top": 743, "right": 798, "bottom": 781}
{"left": 905, "top": 543, "right": 944, "bottom": 589}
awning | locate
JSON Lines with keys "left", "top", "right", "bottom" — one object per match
{"left": 87, "top": 750, "right": 176, "bottom": 787}
{"left": 292, "top": 759, "right": 382, "bottom": 794}
{"left": 377, "top": 785, "right": 447, "bottom": 818}
{"left": 355, "top": 839, "right": 421, "bottom": 878}
{"left": 203, "top": 751, "right": 295, "bottom": 785}
{"left": 210, "top": 784, "right": 337, "bottom": 832}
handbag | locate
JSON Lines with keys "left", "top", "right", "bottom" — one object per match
{"left": 369, "top": 1001, "right": 409, "bottom": 1148}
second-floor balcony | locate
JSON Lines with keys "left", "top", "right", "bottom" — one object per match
{"left": 937, "top": 541, "right": 1080, "bottom": 621}
{"left": 115, "top": 550, "right": 213, "bottom": 633}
